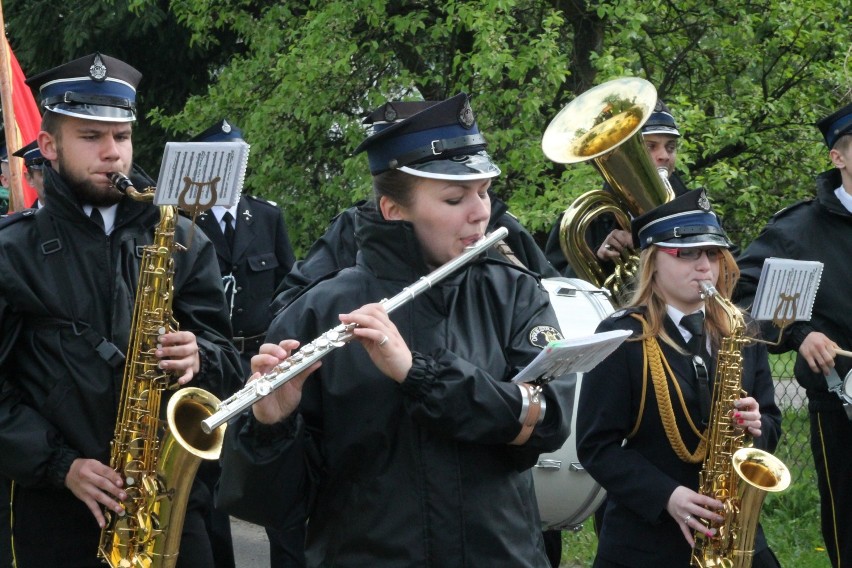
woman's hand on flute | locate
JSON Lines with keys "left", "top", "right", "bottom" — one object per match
{"left": 250, "top": 340, "right": 321, "bottom": 424}
{"left": 340, "top": 303, "right": 412, "bottom": 383}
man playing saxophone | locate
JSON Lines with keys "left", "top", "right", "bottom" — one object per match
{"left": 0, "top": 53, "right": 242, "bottom": 568}
{"left": 576, "top": 189, "right": 782, "bottom": 567}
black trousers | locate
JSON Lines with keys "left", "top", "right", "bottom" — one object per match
{"left": 809, "top": 407, "right": 852, "bottom": 568}
{"left": 0, "top": 476, "right": 10, "bottom": 568}
{"left": 267, "top": 524, "right": 306, "bottom": 567}
{"left": 11, "top": 479, "right": 220, "bottom": 568}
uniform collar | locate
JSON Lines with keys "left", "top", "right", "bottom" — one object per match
{"left": 83, "top": 203, "right": 119, "bottom": 235}
{"left": 833, "top": 185, "right": 852, "bottom": 215}
{"left": 667, "top": 304, "right": 705, "bottom": 343}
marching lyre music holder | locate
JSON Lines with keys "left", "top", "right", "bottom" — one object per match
{"left": 153, "top": 140, "right": 251, "bottom": 247}
{"left": 748, "top": 258, "right": 824, "bottom": 347}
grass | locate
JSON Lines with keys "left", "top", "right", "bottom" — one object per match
{"left": 558, "top": 408, "right": 831, "bottom": 567}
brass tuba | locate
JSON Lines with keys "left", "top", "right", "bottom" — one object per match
{"left": 542, "top": 77, "right": 675, "bottom": 304}
{"left": 98, "top": 173, "right": 227, "bottom": 568}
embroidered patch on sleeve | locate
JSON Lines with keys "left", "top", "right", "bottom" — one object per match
{"left": 529, "top": 325, "right": 563, "bottom": 348}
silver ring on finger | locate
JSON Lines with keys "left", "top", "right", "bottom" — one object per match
{"left": 684, "top": 514, "right": 692, "bottom": 524}
{"left": 378, "top": 335, "right": 389, "bottom": 347}
{"left": 604, "top": 243, "right": 613, "bottom": 250}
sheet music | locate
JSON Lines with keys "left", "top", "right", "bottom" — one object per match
{"left": 153, "top": 141, "right": 250, "bottom": 209}
{"left": 512, "top": 329, "right": 631, "bottom": 384}
{"left": 750, "top": 258, "right": 823, "bottom": 322}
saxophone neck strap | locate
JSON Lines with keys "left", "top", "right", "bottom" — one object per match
{"left": 35, "top": 211, "right": 126, "bottom": 368}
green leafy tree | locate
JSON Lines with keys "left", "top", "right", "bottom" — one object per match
{"left": 3, "top": 0, "right": 243, "bottom": 169}
{"left": 10, "top": 0, "right": 847, "bottom": 254}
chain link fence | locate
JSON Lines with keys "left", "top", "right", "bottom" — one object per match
{"left": 771, "top": 352, "right": 815, "bottom": 479}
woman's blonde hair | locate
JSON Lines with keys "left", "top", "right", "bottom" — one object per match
{"left": 627, "top": 246, "right": 741, "bottom": 351}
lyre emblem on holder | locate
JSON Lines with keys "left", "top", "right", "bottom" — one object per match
{"left": 178, "top": 175, "right": 221, "bottom": 248}
{"left": 772, "top": 292, "right": 799, "bottom": 329}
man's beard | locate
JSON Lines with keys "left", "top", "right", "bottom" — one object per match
{"left": 57, "top": 153, "right": 128, "bottom": 206}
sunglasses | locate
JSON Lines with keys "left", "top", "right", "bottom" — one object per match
{"left": 657, "top": 247, "right": 722, "bottom": 261}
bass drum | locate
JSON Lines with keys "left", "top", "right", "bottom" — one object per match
{"left": 535, "top": 277, "right": 615, "bottom": 530}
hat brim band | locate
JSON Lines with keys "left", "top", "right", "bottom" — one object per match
{"left": 641, "top": 225, "right": 728, "bottom": 248}
{"left": 45, "top": 104, "right": 136, "bottom": 123}
{"left": 388, "top": 133, "right": 486, "bottom": 170}
{"left": 42, "top": 92, "right": 135, "bottom": 112}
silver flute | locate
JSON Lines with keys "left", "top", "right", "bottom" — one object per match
{"left": 201, "top": 226, "right": 509, "bottom": 433}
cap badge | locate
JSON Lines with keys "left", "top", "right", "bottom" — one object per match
{"left": 458, "top": 100, "right": 475, "bottom": 129}
{"left": 383, "top": 104, "right": 398, "bottom": 123}
{"left": 529, "top": 325, "right": 563, "bottom": 349}
{"left": 697, "top": 190, "right": 711, "bottom": 212}
{"left": 221, "top": 120, "right": 232, "bottom": 134}
{"left": 89, "top": 54, "right": 108, "bottom": 82}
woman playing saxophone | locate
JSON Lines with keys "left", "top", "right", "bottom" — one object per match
{"left": 576, "top": 189, "right": 783, "bottom": 567}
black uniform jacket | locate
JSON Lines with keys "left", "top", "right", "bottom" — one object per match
{"left": 270, "top": 192, "right": 559, "bottom": 313}
{"left": 0, "top": 167, "right": 242, "bottom": 544}
{"left": 576, "top": 309, "right": 781, "bottom": 566}
{"left": 193, "top": 195, "right": 295, "bottom": 369}
{"left": 220, "top": 209, "right": 573, "bottom": 567}
{"left": 736, "top": 169, "right": 852, "bottom": 408}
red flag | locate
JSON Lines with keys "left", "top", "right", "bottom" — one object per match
{"left": 3, "top": 40, "right": 41, "bottom": 209}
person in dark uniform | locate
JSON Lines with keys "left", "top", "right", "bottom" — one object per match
{"left": 271, "top": 99, "right": 558, "bottom": 315}
{"left": 576, "top": 189, "right": 782, "bottom": 567}
{"left": 543, "top": 99, "right": 690, "bottom": 278}
{"left": 190, "top": 119, "right": 298, "bottom": 568}
{"left": 267, "top": 99, "right": 563, "bottom": 566}
{"left": 217, "top": 93, "right": 574, "bottom": 567}
{"left": 12, "top": 140, "right": 47, "bottom": 208}
{"left": 0, "top": 52, "right": 242, "bottom": 568}
{"left": 734, "top": 102, "right": 852, "bottom": 568}
{"left": 0, "top": 142, "right": 45, "bottom": 568}
{"left": 0, "top": 144, "right": 10, "bottom": 215}
{"left": 190, "top": 119, "right": 296, "bottom": 375}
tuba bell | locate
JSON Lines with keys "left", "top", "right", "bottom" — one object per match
{"left": 542, "top": 77, "right": 675, "bottom": 304}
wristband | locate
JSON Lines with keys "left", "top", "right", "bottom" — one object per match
{"left": 517, "top": 383, "right": 531, "bottom": 424}
{"left": 510, "top": 384, "right": 542, "bottom": 445}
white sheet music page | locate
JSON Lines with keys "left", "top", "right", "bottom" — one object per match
{"left": 153, "top": 141, "right": 250, "bottom": 209}
{"left": 750, "top": 258, "right": 823, "bottom": 323}
{"left": 512, "top": 329, "right": 631, "bottom": 384}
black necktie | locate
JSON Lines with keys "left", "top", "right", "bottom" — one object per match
{"left": 680, "top": 312, "right": 705, "bottom": 356}
{"left": 222, "top": 212, "right": 235, "bottom": 252}
{"left": 90, "top": 207, "right": 105, "bottom": 232}
{"left": 681, "top": 311, "right": 712, "bottom": 425}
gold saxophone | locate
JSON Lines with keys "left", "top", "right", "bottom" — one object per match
{"left": 98, "top": 173, "right": 226, "bottom": 568}
{"left": 691, "top": 282, "right": 790, "bottom": 568}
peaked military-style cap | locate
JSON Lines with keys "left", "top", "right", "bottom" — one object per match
{"left": 816, "top": 102, "right": 852, "bottom": 149}
{"left": 26, "top": 52, "right": 142, "bottom": 122}
{"left": 12, "top": 140, "right": 46, "bottom": 169}
{"left": 632, "top": 188, "right": 731, "bottom": 250}
{"left": 191, "top": 119, "right": 244, "bottom": 143}
{"left": 354, "top": 93, "right": 501, "bottom": 181}
{"left": 642, "top": 99, "right": 680, "bottom": 137}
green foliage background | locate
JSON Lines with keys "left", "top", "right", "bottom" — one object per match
{"left": 5, "top": 0, "right": 850, "bottom": 254}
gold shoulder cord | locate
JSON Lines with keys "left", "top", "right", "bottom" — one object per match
{"left": 627, "top": 314, "right": 707, "bottom": 463}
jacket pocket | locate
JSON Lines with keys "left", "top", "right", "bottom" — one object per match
{"left": 247, "top": 252, "right": 278, "bottom": 273}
